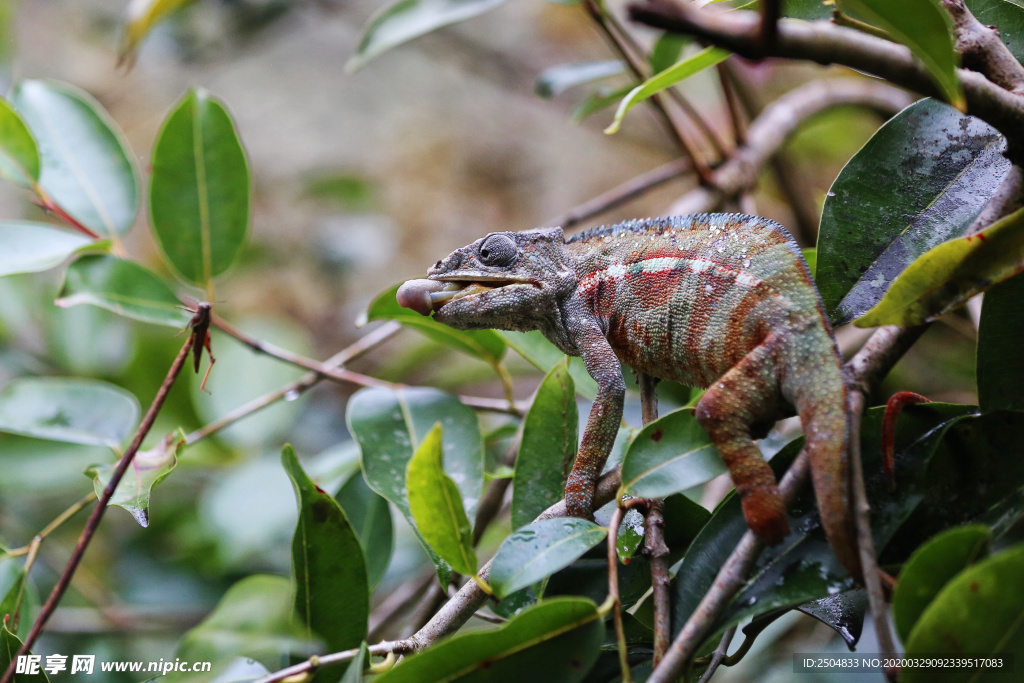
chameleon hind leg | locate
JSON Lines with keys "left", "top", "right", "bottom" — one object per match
{"left": 694, "top": 338, "right": 790, "bottom": 545}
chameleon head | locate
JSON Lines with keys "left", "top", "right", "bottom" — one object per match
{"left": 396, "top": 227, "right": 574, "bottom": 330}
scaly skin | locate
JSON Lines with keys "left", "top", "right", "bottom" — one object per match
{"left": 398, "top": 215, "right": 860, "bottom": 579}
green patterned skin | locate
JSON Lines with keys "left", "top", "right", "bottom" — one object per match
{"left": 402, "top": 215, "right": 859, "bottom": 578}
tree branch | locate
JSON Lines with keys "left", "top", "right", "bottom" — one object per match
{"left": 942, "top": 0, "right": 1024, "bottom": 95}
{"left": 628, "top": 1, "right": 1024, "bottom": 159}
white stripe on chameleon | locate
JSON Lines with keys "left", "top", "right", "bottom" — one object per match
{"left": 581, "top": 257, "right": 763, "bottom": 288}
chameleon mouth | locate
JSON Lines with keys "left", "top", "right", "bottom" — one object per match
{"left": 396, "top": 278, "right": 530, "bottom": 316}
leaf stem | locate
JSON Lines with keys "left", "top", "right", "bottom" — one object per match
{"left": 6, "top": 492, "right": 97, "bottom": 557}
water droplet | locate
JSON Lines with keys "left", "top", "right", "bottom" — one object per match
{"left": 284, "top": 390, "right": 301, "bottom": 402}
{"left": 743, "top": 259, "right": 751, "bottom": 268}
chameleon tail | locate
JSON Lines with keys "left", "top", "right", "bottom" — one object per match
{"left": 791, "top": 349, "right": 863, "bottom": 582}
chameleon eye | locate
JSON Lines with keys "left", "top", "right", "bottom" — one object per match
{"left": 478, "top": 234, "right": 517, "bottom": 267}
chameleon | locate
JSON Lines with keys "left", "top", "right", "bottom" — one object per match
{"left": 397, "top": 214, "right": 860, "bottom": 578}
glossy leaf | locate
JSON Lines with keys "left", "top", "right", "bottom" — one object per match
{"left": 535, "top": 60, "right": 625, "bottom": 98}
{"left": 512, "top": 360, "right": 578, "bottom": 529}
{"left": 817, "top": 98, "right": 1009, "bottom": 324}
{"left": 490, "top": 518, "right": 607, "bottom": 599}
{"left": 364, "top": 283, "right": 506, "bottom": 365}
{"left": 618, "top": 408, "right": 723, "bottom": 501}
{"left": 347, "top": 387, "right": 484, "bottom": 582}
{"left": 0, "top": 98, "right": 39, "bottom": 187}
{"left": 150, "top": 89, "right": 250, "bottom": 287}
{"left": 615, "top": 508, "right": 646, "bottom": 561}
{"left": 605, "top": 47, "right": 730, "bottom": 134}
{"left": 12, "top": 80, "right": 138, "bottom": 238}
{"left": 0, "top": 221, "right": 93, "bottom": 277}
{"left": 56, "top": 254, "right": 191, "bottom": 328}
{"left": 335, "top": 472, "right": 393, "bottom": 590}
{"left": 0, "top": 377, "right": 140, "bottom": 449}
{"left": 119, "top": 0, "right": 198, "bottom": 67}
{"left": 0, "top": 626, "right": 47, "bottom": 682}
{"left": 797, "top": 590, "right": 868, "bottom": 649}
{"left": 407, "top": 423, "right": 477, "bottom": 576}
{"left": 856, "top": 206, "right": 1024, "bottom": 327}
{"left": 893, "top": 524, "right": 991, "bottom": 643}
{"left": 348, "top": 0, "right": 507, "bottom": 72}
{"left": 500, "top": 330, "right": 597, "bottom": 400}
{"left": 966, "top": 0, "right": 1024, "bottom": 62}
{"left": 86, "top": 433, "right": 182, "bottom": 527}
{"left": 978, "top": 273, "right": 1024, "bottom": 412}
{"left": 837, "top": 0, "right": 962, "bottom": 108}
{"left": 176, "top": 575, "right": 314, "bottom": 679}
{"left": 375, "top": 597, "right": 603, "bottom": 682}
{"left": 903, "top": 544, "right": 1024, "bottom": 681}
{"left": 283, "top": 446, "right": 369, "bottom": 678}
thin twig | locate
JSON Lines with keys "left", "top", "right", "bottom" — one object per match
{"left": 608, "top": 506, "right": 633, "bottom": 682}
{"left": 367, "top": 571, "right": 435, "bottom": 641}
{"left": 638, "top": 373, "right": 671, "bottom": 665}
{"left": 759, "top": 0, "right": 780, "bottom": 51}
{"left": 473, "top": 437, "right": 520, "bottom": 545}
{"left": 6, "top": 492, "right": 97, "bottom": 557}
{"left": 252, "top": 640, "right": 418, "bottom": 683}
{"left": 942, "top": 0, "right": 1024, "bottom": 95}
{"left": 1, "top": 338, "right": 194, "bottom": 683}
{"left": 696, "top": 626, "right": 735, "bottom": 683}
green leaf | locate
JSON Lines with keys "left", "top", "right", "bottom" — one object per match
{"left": 340, "top": 642, "right": 369, "bottom": 683}
{"left": 150, "top": 88, "right": 250, "bottom": 287}
{"left": 978, "top": 273, "right": 1024, "bottom": 412}
{"left": 346, "top": 386, "right": 484, "bottom": 583}
{"left": 616, "top": 508, "right": 646, "bottom": 561}
{"left": 855, "top": 205, "right": 1024, "bottom": 327}
{"left": 347, "top": 0, "right": 507, "bottom": 72}
{"left": 0, "top": 377, "right": 140, "bottom": 448}
{"left": 0, "top": 626, "right": 48, "bottom": 682}
{"left": 0, "top": 564, "right": 26, "bottom": 631}
{"left": 604, "top": 47, "right": 730, "bottom": 134}
{"left": 966, "top": 0, "right": 1024, "bottom": 62}
{"left": 893, "top": 524, "right": 991, "bottom": 643}
{"left": 570, "top": 84, "right": 633, "bottom": 123}
{"left": 512, "top": 360, "right": 578, "bottom": 529}
{"left": 407, "top": 423, "right": 477, "bottom": 577}
{"left": 282, "top": 446, "right": 369, "bottom": 679}
{"left": 375, "top": 597, "right": 603, "bottom": 683}
{"left": 12, "top": 80, "right": 139, "bottom": 238}
{"left": 649, "top": 33, "right": 690, "bottom": 74}
{"left": 836, "top": 0, "right": 963, "bottom": 108}
{"left": 535, "top": 60, "right": 625, "bottom": 99}
{"left": 86, "top": 432, "right": 182, "bottom": 527}
{"left": 817, "top": 98, "right": 1010, "bottom": 324}
{"left": 118, "top": 0, "right": 199, "bottom": 67}
{"left": 499, "top": 330, "right": 597, "bottom": 400}
{"left": 335, "top": 471, "right": 393, "bottom": 590}
{"left": 364, "top": 283, "right": 506, "bottom": 365}
{"left": 490, "top": 518, "right": 607, "bottom": 599}
{"left": 175, "top": 575, "right": 314, "bottom": 680}
{"left": 0, "top": 97, "right": 39, "bottom": 187}
{"left": 55, "top": 254, "right": 191, "bottom": 328}
{"left": 0, "top": 221, "right": 93, "bottom": 277}
{"left": 903, "top": 544, "right": 1024, "bottom": 680}
{"left": 618, "top": 408, "right": 723, "bottom": 500}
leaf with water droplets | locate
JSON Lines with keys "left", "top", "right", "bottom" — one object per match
{"left": 490, "top": 518, "right": 606, "bottom": 599}
{"left": 86, "top": 432, "right": 182, "bottom": 527}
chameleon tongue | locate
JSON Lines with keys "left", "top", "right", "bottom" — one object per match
{"left": 396, "top": 280, "right": 466, "bottom": 316}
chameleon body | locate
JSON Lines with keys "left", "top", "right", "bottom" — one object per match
{"left": 398, "top": 214, "right": 859, "bottom": 577}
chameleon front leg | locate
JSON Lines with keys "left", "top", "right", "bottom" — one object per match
{"left": 565, "top": 320, "right": 625, "bottom": 519}
{"left": 694, "top": 338, "right": 790, "bottom": 545}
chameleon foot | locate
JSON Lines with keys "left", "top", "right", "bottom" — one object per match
{"left": 740, "top": 487, "right": 790, "bottom": 546}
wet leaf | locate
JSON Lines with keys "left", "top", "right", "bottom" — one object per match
{"left": 500, "top": 330, "right": 597, "bottom": 400}
{"left": 0, "top": 221, "right": 94, "bottom": 277}
{"left": 407, "top": 423, "right": 478, "bottom": 577}
{"left": 374, "top": 598, "right": 603, "bottom": 683}
{"left": 605, "top": 47, "right": 730, "bottom": 134}
{"left": 150, "top": 88, "right": 250, "bottom": 287}
{"left": 618, "top": 408, "right": 723, "bottom": 501}
{"left": 978, "top": 272, "right": 1024, "bottom": 412}
{"left": 176, "top": 575, "right": 315, "bottom": 680}
{"left": 837, "top": 0, "right": 962, "bottom": 108}
{"left": 0, "top": 377, "right": 140, "bottom": 449}
{"left": 86, "top": 432, "right": 182, "bottom": 527}
{"left": 118, "top": 0, "right": 198, "bottom": 67}
{"left": 855, "top": 206, "right": 1024, "bottom": 327}
{"left": 12, "top": 80, "right": 138, "bottom": 238}
{"left": 512, "top": 360, "right": 578, "bottom": 529}
{"left": 903, "top": 544, "right": 1024, "bottom": 681}
{"left": 56, "top": 254, "right": 190, "bottom": 328}
{"left": 346, "top": 387, "right": 484, "bottom": 583}
{"left": 490, "top": 518, "right": 607, "bottom": 599}
{"left": 283, "top": 446, "right": 369, "bottom": 680}
{"left": 347, "top": 0, "right": 507, "bottom": 72}
{"left": 816, "top": 98, "right": 1009, "bottom": 324}
{"left": 535, "top": 60, "right": 625, "bottom": 98}
{"left": 0, "top": 626, "right": 48, "bottom": 682}
{"left": 797, "top": 590, "right": 868, "bottom": 649}
{"left": 0, "top": 97, "right": 39, "bottom": 187}
{"left": 364, "top": 283, "right": 506, "bottom": 365}
{"left": 335, "top": 472, "right": 393, "bottom": 590}
{"left": 893, "top": 524, "right": 991, "bottom": 643}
